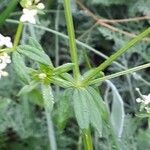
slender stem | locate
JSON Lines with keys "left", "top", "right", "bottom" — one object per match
{"left": 82, "top": 27, "right": 150, "bottom": 85}
{"left": 148, "top": 117, "right": 150, "bottom": 130}
{"left": 13, "top": 22, "right": 24, "bottom": 49}
{"left": 63, "top": 0, "right": 80, "bottom": 80}
{"left": 90, "top": 63, "right": 150, "bottom": 85}
{"left": 77, "top": 133, "right": 82, "bottom": 150}
{"left": 82, "top": 129, "right": 93, "bottom": 150}
{"left": 55, "top": 4, "right": 60, "bottom": 94}
{"left": 45, "top": 109, "right": 57, "bottom": 150}
{"left": 123, "top": 56, "right": 136, "bottom": 110}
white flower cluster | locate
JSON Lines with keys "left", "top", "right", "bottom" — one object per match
{"left": 0, "top": 53, "right": 11, "bottom": 79}
{"left": 20, "top": 0, "right": 45, "bottom": 24}
{"left": 136, "top": 88, "right": 150, "bottom": 113}
{"left": 0, "top": 34, "right": 13, "bottom": 48}
{"left": 0, "top": 33, "right": 12, "bottom": 79}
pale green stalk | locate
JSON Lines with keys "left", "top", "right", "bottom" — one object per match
{"left": 63, "top": 1, "right": 93, "bottom": 149}
{"left": 45, "top": 109, "right": 57, "bottom": 150}
{"left": 82, "top": 27, "right": 150, "bottom": 85}
{"left": 63, "top": 0, "right": 80, "bottom": 80}
{"left": 55, "top": 4, "right": 61, "bottom": 94}
{"left": 82, "top": 129, "right": 93, "bottom": 150}
{"left": 90, "top": 63, "right": 150, "bottom": 85}
{"left": 13, "top": 22, "right": 24, "bottom": 49}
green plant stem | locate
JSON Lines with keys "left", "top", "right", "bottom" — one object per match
{"left": 77, "top": 134, "right": 82, "bottom": 150}
{"left": 82, "top": 129, "right": 93, "bottom": 150}
{"left": 148, "top": 117, "right": 150, "bottom": 129}
{"left": 82, "top": 27, "right": 150, "bottom": 85}
{"left": 45, "top": 108, "right": 57, "bottom": 150}
{"left": 63, "top": 0, "right": 80, "bottom": 80}
{"left": 55, "top": 4, "right": 61, "bottom": 94}
{"left": 90, "top": 63, "right": 150, "bottom": 85}
{"left": 13, "top": 22, "right": 24, "bottom": 49}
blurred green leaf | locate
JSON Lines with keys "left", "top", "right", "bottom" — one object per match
{"left": 41, "top": 84, "right": 54, "bottom": 113}
{"left": 54, "top": 89, "right": 73, "bottom": 130}
{"left": 85, "top": 88, "right": 102, "bottom": 136}
{"left": 0, "top": 0, "right": 19, "bottom": 26}
{"left": 54, "top": 63, "right": 74, "bottom": 75}
{"left": 17, "top": 45, "right": 53, "bottom": 67}
{"left": 28, "top": 37, "right": 43, "bottom": 51}
{"left": 12, "top": 51, "right": 30, "bottom": 84}
{"left": 18, "top": 81, "right": 39, "bottom": 96}
{"left": 73, "top": 88, "right": 90, "bottom": 129}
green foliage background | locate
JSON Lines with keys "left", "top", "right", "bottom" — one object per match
{"left": 0, "top": 0, "right": 150, "bottom": 149}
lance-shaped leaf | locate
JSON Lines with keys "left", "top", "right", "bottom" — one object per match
{"left": 12, "top": 51, "right": 30, "bottom": 84}
{"left": 85, "top": 88, "right": 102, "bottom": 136}
{"left": 51, "top": 76, "right": 73, "bottom": 88}
{"left": 17, "top": 81, "right": 39, "bottom": 96}
{"left": 87, "top": 86, "right": 109, "bottom": 122}
{"left": 54, "top": 89, "right": 73, "bottom": 130}
{"left": 54, "top": 63, "right": 74, "bottom": 75}
{"left": 59, "top": 73, "right": 74, "bottom": 82}
{"left": 41, "top": 84, "right": 54, "bottom": 113}
{"left": 28, "top": 37, "right": 43, "bottom": 51}
{"left": 106, "top": 80, "right": 125, "bottom": 138}
{"left": 73, "top": 88, "right": 89, "bottom": 129}
{"left": 17, "top": 45, "right": 53, "bottom": 67}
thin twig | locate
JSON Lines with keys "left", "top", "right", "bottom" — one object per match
{"left": 76, "top": 0, "right": 150, "bottom": 42}
{"left": 100, "top": 16, "right": 150, "bottom": 23}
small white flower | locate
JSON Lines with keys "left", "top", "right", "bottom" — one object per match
{"left": 136, "top": 88, "right": 150, "bottom": 105}
{"left": 0, "top": 53, "right": 11, "bottom": 64}
{"left": 145, "top": 107, "right": 150, "bottom": 113}
{"left": 36, "top": 3, "right": 45, "bottom": 10}
{"left": 136, "top": 98, "right": 142, "bottom": 103}
{"left": 0, "top": 34, "right": 13, "bottom": 48}
{"left": 39, "top": 73, "right": 47, "bottom": 80}
{"left": 0, "top": 52, "right": 11, "bottom": 79}
{"left": 0, "top": 70, "right": 8, "bottom": 79}
{"left": 20, "top": 8, "right": 37, "bottom": 24}
{"left": 0, "top": 61, "right": 7, "bottom": 70}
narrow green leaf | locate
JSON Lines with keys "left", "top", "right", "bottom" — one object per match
{"left": 0, "top": 0, "right": 19, "bottom": 26}
{"left": 54, "top": 63, "right": 74, "bottom": 74}
{"left": 59, "top": 73, "right": 74, "bottom": 82}
{"left": 28, "top": 89, "right": 44, "bottom": 107}
{"left": 54, "top": 90, "right": 73, "bottom": 130}
{"left": 87, "top": 86, "right": 109, "bottom": 122}
{"left": 18, "top": 81, "right": 39, "bottom": 96}
{"left": 73, "top": 88, "right": 90, "bottom": 129}
{"left": 17, "top": 45, "right": 53, "bottom": 67}
{"left": 41, "top": 84, "right": 54, "bottom": 113}
{"left": 87, "top": 86, "right": 121, "bottom": 149}
{"left": 12, "top": 51, "right": 30, "bottom": 84}
{"left": 28, "top": 37, "right": 43, "bottom": 51}
{"left": 51, "top": 76, "right": 73, "bottom": 88}
{"left": 85, "top": 89, "right": 102, "bottom": 136}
